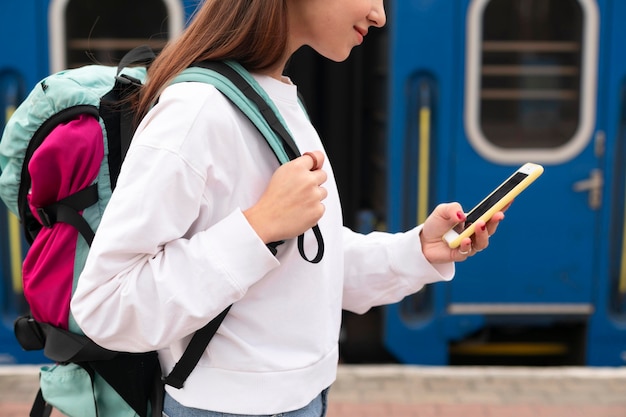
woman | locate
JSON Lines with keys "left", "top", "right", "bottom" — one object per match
{"left": 71, "top": 0, "right": 503, "bottom": 416}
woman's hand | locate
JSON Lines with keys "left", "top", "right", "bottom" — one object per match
{"left": 244, "top": 151, "right": 327, "bottom": 244}
{"left": 420, "top": 202, "right": 507, "bottom": 264}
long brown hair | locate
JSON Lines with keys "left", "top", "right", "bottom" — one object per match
{"left": 136, "top": 0, "right": 289, "bottom": 121}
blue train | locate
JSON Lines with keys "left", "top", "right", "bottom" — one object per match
{"left": 1, "top": 0, "right": 625, "bottom": 366}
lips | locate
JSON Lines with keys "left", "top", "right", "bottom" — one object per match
{"left": 355, "top": 26, "right": 368, "bottom": 38}
{"left": 354, "top": 26, "right": 367, "bottom": 44}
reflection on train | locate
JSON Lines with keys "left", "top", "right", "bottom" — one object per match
{"left": 1, "top": 0, "right": 625, "bottom": 366}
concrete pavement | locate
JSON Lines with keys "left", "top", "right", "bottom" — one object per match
{"left": 329, "top": 365, "right": 626, "bottom": 416}
{"left": 2, "top": 365, "right": 626, "bottom": 416}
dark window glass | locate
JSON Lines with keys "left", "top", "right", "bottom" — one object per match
{"left": 65, "top": 0, "right": 169, "bottom": 67}
{"left": 480, "top": 0, "right": 583, "bottom": 149}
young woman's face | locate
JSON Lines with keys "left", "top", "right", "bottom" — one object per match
{"left": 287, "top": 0, "right": 386, "bottom": 62}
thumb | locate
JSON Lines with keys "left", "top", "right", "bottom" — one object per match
{"left": 422, "top": 202, "right": 465, "bottom": 239}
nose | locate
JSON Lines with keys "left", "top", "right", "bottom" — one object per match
{"left": 368, "top": 0, "right": 386, "bottom": 28}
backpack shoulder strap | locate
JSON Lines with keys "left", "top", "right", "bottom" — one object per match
{"left": 161, "top": 305, "right": 231, "bottom": 390}
{"left": 172, "top": 62, "right": 324, "bottom": 262}
{"left": 173, "top": 61, "right": 301, "bottom": 164}
{"left": 161, "top": 61, "right": 325, "bottom": 393}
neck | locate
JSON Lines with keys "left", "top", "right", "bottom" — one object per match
{"left": 261, "top": 59, "right": 290, "bottom": 83}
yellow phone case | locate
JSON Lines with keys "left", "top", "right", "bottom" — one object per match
{"left": 443, "top": 162, "right": 544, "bottom": 248}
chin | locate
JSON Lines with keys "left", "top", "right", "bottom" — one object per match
{"left": 321, "top": 49, "right": 354, "bottom": 63}
{"left": 309, "top": 41, "right": 357, "bottom": 62}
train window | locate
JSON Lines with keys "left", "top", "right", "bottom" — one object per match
{"left": 465, "top": 0, "right": 599, "bottom": 164}
{"left": 49, "top": 0, "right": 184, "bottom": 72}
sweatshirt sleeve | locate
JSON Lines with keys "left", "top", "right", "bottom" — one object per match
{"left": 341, "top": 226, "right": 454, "bottom": 314}
{"left": 71, "top": 85, "right": 280, "bottom": 352}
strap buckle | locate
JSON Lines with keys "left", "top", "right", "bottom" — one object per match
{"left": 115, "top": 74, "right": 143, "bottom": 87}
{"left": 36, "top": 207, "right": 54, "bottom": 228}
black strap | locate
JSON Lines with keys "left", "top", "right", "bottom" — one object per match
{"left": 114, "top": 45, "right": 156, "bottom": 176}
{"left": 150, "top": 367, "right": 165, "bottom": 417}
{"left": 192, "top": 61, "right": 325, "bottom": 264}
{"left": 14, "top": 318, "right": 116, "bottom": 363}
{"left": 117, "top": 45, "right": 156, "bottom": 73}
{"left": 29, "top": 389, "right": 52, "bottom": 417}
{"left": 40, "top": 324, "right": 117, "bottom": 363}
{"left": 162, "top": 305, "right": 232, "bottom": 389}
{"left": 37, "top": 184, "right": 99, "bottom": 245}
{"left": 120, "top": 92, "right": 135, "bottom": 162}
{"left": 298, "top": 225, "right": 325, "bottom": 264}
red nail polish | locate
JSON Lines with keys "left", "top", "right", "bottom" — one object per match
{"left": 481, "top": 225, "right": 486, "bottom": 231}
{"left": 457, "top": 211, "right": 465, "bottom": 221}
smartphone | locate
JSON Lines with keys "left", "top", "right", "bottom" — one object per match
{"left": 442, "top": 162, "right": 544, "bottom": 248}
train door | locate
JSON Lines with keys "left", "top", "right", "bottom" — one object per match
{"left": 450, "top": 0, "right": 600, "bottom": 352}
{"left": 0, "top": 0, "right": 192, "bottom": 364}
{"left": 588, "top": 0, "right": 626, "bottom": 365}
{"left": 384, "top": 0, "right": 619, "bottom": 365}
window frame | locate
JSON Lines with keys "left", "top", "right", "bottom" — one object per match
{"left": 48, "top": 0, "right": 185, "bottom": 72}
{"left": 464, "top": 0, "right": 599, "bottom": 164}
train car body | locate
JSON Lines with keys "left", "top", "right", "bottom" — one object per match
{"left": 383, "top": 0, "right": 626, "bottom": 366}
{"left": 0, "top": 0, "right": 625, "bottom": 366}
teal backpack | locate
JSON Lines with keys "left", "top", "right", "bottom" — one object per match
{"left": 0, "top": 46, "right": 323, "bottom": 417}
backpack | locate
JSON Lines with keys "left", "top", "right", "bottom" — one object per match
{"left": 0, "top": 46, "right": 323, "bottom": 417}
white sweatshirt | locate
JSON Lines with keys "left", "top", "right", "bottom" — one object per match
{"left": 71, "top": 73, "right": 454, "bottom": 414}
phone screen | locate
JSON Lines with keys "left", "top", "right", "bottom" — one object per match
{"left": 452, "top": 172, "right": 528, "bottom": 233}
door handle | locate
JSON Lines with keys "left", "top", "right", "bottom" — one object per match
{"left": 573, "top": 169, "right": 603, "bottom": 210}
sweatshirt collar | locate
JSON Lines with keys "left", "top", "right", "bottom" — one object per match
{"left": 252, "top": 73, "right": 299, "bottom": 105}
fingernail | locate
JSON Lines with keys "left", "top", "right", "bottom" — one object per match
{"left": 457, "top": 211, "right": 465, "bottom": 221}
{"left": 481, "top": 225, "right": 486, "bottom": 231}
